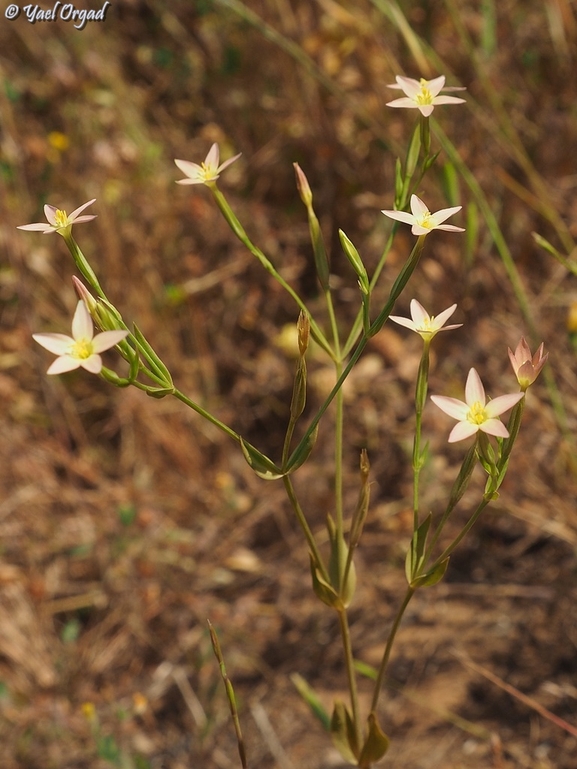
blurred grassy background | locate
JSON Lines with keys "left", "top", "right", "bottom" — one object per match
{"left": 1, "top": 1, "right": 577, "bottom": 767}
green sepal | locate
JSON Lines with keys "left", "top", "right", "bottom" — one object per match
{"left": 283, "top": 424, "right": 318, "bottom": 474}
{"left": 308, "top": 209, "right": 330, "bottom": 291}
{"left": 423, "top": 149, "right": 441, "bottom": 171}
{"left": 405, "top": 124, "right": 421, "bottom": 178}
{"left": 310, "top": 555, "right": 340, "bottom": 608}
{"left": 327, "top": 515, "right": 356, "bottom": 608}
{"left": 410, "top": 557, "right": 450, "bottom": 589}
{"left": 405, "top": 513, "right": 431, "bottom": 585}
{"left": 394, "top": 157, "right": 404, "bottom": 208}
{"left": 99, "top": 366, "right": 131, "bottom": 388}
{"left": 290, "top": 673, "right": 331, "bottom": 731}
{"left": 240, "top": 439, "right": 284, "bottom": 480}
{"left": 358, "top": 712, "right": 390, "bottom": 765}
{"left": 339, "top": 230, "right": 369, "bottom": 294}
{"left": 132, "top": 323, "right": 173, "bottom": 387}
{"left": 145, "top": 386, "right": 175, "bottom": 399}
{"left": 330, "top": 701, "right": 359, "bottom": 764}
{"left": 290, "top": 357, "right": 307, "bottom": 420}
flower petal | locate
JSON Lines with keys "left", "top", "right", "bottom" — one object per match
{"left": 91, "top": 330, "right": 129, "bottom": 354}
{"left": 410, "top": 195, "right": 429, "bottom": 218}
{"left": 432, "top": 303, "right": 457, "bottom": 329}
{"left": 386, "top": 97, "right": 421, "bottom": 109}
{"left": 17, "top": 223, "right": 53, "bottom": 231}
{"left": 204, "top": 142, "right": 220, "bottom": 171}
{"left": 217, "top": 152, "right": 242, "bottom": 173}
{"left": 465, "top": 368, "right": 485, "bottom": 406}
{"left": 381, "top": 209, "right": 416, "bottom": 225}
{"left": 68, "top": 199, "right": 96, "bottom": 222}
{"left": 33, "top": 333, "right": 74, "bottom": 355}
{"left": 479, "top": 419, "right": 510, "bottom": 439}
{"left": 46, "top": 355, "right": 82, "bottom": 375}
{"left": 174, "top": 159, "right": 203, "bottom": 180}
{"left": 44, "top": 205, "right": 59, "bottom": 226}
{"left": 394, "top": 76, "right": 421, "bottom": 97}
{"left": 430, "top": 395, "right": 469, "bottom": 420}
{"left": 80, "top": 354, "right": 103, "bottom": 374}
{"left": 426, "top": 75, "right": 446, "bottom": 97}
{"left": 71, "top": 300, "right": 94, "bottom": 341}
{"left": 432, "top": 95, "right": 467, "bottom": 106}
{"left": 448, "top": 421, "right": 479, "bottom": 443}
{"left": 436, "top": 224, "right": 466, "bottom": 232}
{"left": 484, "top": 392, "right": 524, "bottom": 418}
{"left": 409, "top": 299, "right": 429, "bottom": 326}
{"left": 417, "top": 104, "right": 435, "bottom": 117}
{"left": 389, "top": 315, "right": 417, "bottom": 331}
{"left": 430, "top": 205, "right": 462, "bottom": 225}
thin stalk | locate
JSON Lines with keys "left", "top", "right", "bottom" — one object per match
{"left": 325, "top": 289, "right": 344, "bottom": 530}
{"left": 172, "top": 388, "right": 241, "bottom": 444}
{"left": 282, "top": 475, "right": 329, "bottom": 584}
{"left": 337, "top": 607, "right": 362, "bottom": 751}
{"left": 370, "top": 586, "right": 415, "bottom": 713}
{"left": 412, "top": 341, "right": 430, "bottom": 530}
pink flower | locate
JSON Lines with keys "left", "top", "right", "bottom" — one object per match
{"left": 431, "top": 368, "right": 523, "bottom": 443}
{"left": 33, "top": 300, "right": 128, "bottom": 375}
{"left": 390, "top": 299, "right": 462, "bottom": 340}
{"left": 18, "top": 199, "right": 97, "bottom": 236}
{"left": 508, "top": 338, "right": 548, "bottom": 391}
{"left": 382, "top": 194, "right": 464, "bottom": 236}
{"left": 386, "top": 75, "right": 466, "bottom": 117}
{"left": 175, "top": 143, "right": 241, "bottom": 185}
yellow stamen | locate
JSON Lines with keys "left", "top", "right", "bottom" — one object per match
{"left": 54, "top": 209, "right": 69, "bottom": 228}
{"left": 415, "top": 79, "right": 433, "bottom": 106}
{"left": 70, "top": 339, "right": 93, "bottom": 360}
{"left": 467, "top": 401, "right": 487, "bottom": 425}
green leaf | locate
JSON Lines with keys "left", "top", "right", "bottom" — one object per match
{"left": 358, "top": 712, "right": 390, "bottom": 765}
{"left": 405, "top": 513, "right": 431, "bottom": 585}
{"left": 290, "top": 673, "right": 331, "bottom": 731}
{"left": 283, "top": 424, "right": 318, "bottom": 474}
{"left": 310, "top": 555, "right": 340, "bottom": 608}
{"left": 410, "top": 557, "right": 450, "bottom": 589}
{"left": 240, "top": 439, "right": 284, "bottom": 480}
{"left": 132, "top": 323, "right": 173, "bottom": 386}
{"left": 330, "top": 701, "right": 359, "bottom": 763}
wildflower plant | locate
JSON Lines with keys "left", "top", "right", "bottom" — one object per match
{"left": 21, "top": 74, "right": 548, "bottom": 768}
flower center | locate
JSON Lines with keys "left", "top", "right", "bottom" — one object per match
{"left": 54, "top": 209, "right": 69, "bottom": 228}
{"left": 70, "top": 338, "right": 94, "bottom": 360}
{"left": 416, "top": 211, "right": 434, "bottom": 229}
{"left": 466, "top": 401, "right": 488, "bottom": 425}
{"left": 415, "top": 79, "right": 433, "bottom": 106}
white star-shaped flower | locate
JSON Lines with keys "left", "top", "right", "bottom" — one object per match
{"left": 18, "top": 199, "right": 97, "bottom": 237}
{"left": 431, "top": 368, "right": 523, "bottom": 443}
{"left": 175, "top": 143, "right": 241, "bottom": 185}
{"left": 33, "top": 300, "right": 128, "bottom": 375}
{"left": 390, "top": 299, "right": 462, "bottom": 340}
{"left": 382, "top": 194, "right": 464, "bottom": 236}
{"left": 386, "top": 75, "right": 466, "bottom": 117}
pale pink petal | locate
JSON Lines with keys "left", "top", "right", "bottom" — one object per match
{"left": 409, "top": 299, "right": 428, "bottom": 326}
{"left": 386, "top": 97, "right": 421, "bottom": 109}
{"left": 479, "top": 419, "right": 510, "bottom": 439}
{"left": 176, "top": 178, "right": 204, "bottom": 186}
{"left": 32, "top": 333, "right": 74, "bottom": 355}
{"left": 394, "top": 76, "right": 421, "bottom": 96}
{"left": 71, "top": 214, "right": 97, "bottom": 224}
{"left": 389, "top": 315, "right": 417, "bottom": 331}
{"left": 91, "top": 330, "right": 129, "bottom": 353}
{"left": 465, "top": 368, "right": 485, "bottom": 406}
{"left": 430, "top": 205, "right": 462, "bottom": 225}
{"left": 17, "top": 223, "right": 52, "bottom": 231}
{"left": 68, "top": 199, "right": 96, "bottom": 222}
{"left": 218, "top": 152, "right": 242, "bottom": 173}
{"left": 436, "top": 224, "right": 466, "bottom": 232}
{"left": 80, "top": 354, "right": 103, "bottom": 374}
{"left": 426, "top": 75, "right": 446, "bottom": 97}
{"left": 410, "top": 195, "right": 429, "bottom": 218}
{"left": 174, "top": 159, "right": 204, "bottom": 180}
{"left": 417, "top": 104, "right": 435, "bottom": 117}
{"left": 432, "top": 95, "right": 466, "bottom": 106}
{"left": 484, "top": 392, "right": 524, "bottom": 418}
{"left": 412, "top": 223, "right": 432, "bottom": 236}
{"left": 430, "top": 395, "right": 469, "bottom": 420}
{"left": 47, "top": 355, "right": 81, "bottom": 375}
{"left": 432, "top": 304, "right": 457, "bottom": 328}
{"left": 381, "top": 209, "right": 416, "bottom": 225}
{"left": 448, "top": 421, "right": 479, "bottom": 443}
{"left": 204, "top": 143, "right": 220, "bottom": 171}
{"left": 71, "top": 301, "right": 94, "bottom": 341}
{"left": 44, "top": 205, "right": 59, "bottom": 226}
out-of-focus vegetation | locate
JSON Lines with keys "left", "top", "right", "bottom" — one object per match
{"left": 1, "top": 1, "right": 577, "bottom": 767}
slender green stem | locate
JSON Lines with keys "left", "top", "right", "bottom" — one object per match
{"left": 172, "top": 388, "right": 241, "bottom": 443}
{"left": 209, "top": 184, "right": 334, "bottom": 359}
{"left": 282, "top": 475, "right": 329, "bottom": 584}
{"left": 325, "top": 288, "right": 345, "bottom": 530}
{"left": 370, "top": 586, "right": 415, "bottom": 713}
{"left": 337, "top": 607, "right": 362, "bottom": 750}
{"left": 412, "top": 341, "right": 430, "bottom": 530}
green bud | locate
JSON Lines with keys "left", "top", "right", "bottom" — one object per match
{"left": 339, "top": 230, "right": 369, "bottom": 294}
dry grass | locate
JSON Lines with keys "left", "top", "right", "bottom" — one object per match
{"left": 1, "top": 1, "right": 577, "bottom": 767}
